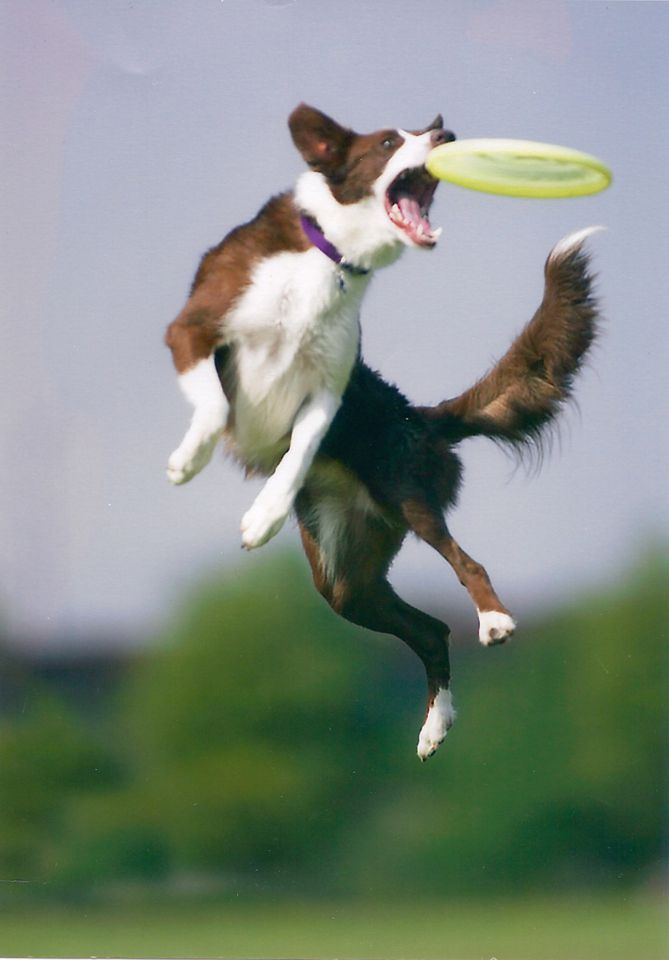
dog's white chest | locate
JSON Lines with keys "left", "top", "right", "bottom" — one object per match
{"left": 227, "top": 249, "right": 366, "bottom": 467}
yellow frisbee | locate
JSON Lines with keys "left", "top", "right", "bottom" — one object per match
{"left": 426, "top": 138, "right": 612, "bottom": 198}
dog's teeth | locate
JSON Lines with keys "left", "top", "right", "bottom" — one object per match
{"left": 432, "top": 227, "right": 443, "bottom": 239}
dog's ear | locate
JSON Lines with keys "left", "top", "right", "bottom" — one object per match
{"left": 288, "top": 103, "right": 354, "bottom": 180}
{"left": 410, "top": 114, "right": 449, "bottom": 137}
{"left": 417, "top": 113, "right": 455, "bottom": 144}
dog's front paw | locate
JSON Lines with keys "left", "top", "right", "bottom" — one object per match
{"left": 240, "top": 496, "right": 289, "bottom": 550}
{"left": 166, "top": 457, "right": 192, "bottom": 485}
{"left": 417, "top": 688, "right": 455, "bottom": 762}
{"left": 478, "top": 610, "right": 516, "bottom": 646}
{"left": 167, "top": 437, "right": 218, "bottom": 486}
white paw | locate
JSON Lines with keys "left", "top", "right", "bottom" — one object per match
{"left": 167, "top": 435, "right": 219, "bottom": 485}
{"left": 240, "top": 496, "right": 289, "bottom": 550}
{"left": 478, "top": 610, "right": 516, "bottom": 647}
{"left": 417, "top": 688, "right": 455, "bottom": 762}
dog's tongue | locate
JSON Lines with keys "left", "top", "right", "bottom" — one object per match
{"left": 398, "top": 196, "right": 436, "bottom": 246}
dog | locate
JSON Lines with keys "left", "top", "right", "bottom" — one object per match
{"left": 165, "top": 104, "right": 600, "bottom": 760}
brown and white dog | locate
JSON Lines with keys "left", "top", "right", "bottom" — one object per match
{"left": 165, "top": 104, "right": 600, "bottom": 759}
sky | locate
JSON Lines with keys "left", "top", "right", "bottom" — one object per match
{"left": 1, "top": 0, "right": 667, "bottom": 651}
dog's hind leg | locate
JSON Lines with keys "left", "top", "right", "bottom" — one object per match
{"left": 341, "top": 578, "right": 455, "bottom": 761}
{"left": 401, "top": 498, "right": 516, "bottom": 647}
{"left": 296, "top": 473, "right": 454, "bottom": 760}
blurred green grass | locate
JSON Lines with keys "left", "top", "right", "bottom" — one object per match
{"left": 1, "top": 894, "right": 666, "bottom": 959}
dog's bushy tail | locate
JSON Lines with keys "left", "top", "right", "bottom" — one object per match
{"left": 421, "top": 227, "right": 602, "bottom": 457}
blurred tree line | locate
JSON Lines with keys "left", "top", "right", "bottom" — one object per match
{"left": 0, "top": 547, "right": 666, "bottom": 899}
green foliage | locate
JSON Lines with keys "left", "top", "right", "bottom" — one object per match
{"left": 337, "top": 548, "right": 669, "bottom": 894}
{"left": 116, "top": 552, "right": 404, "bottom": 877}
{"left": 1, "top": 547, "right": 666, "bottom": 897}
{"left": 0, "top": 695, "right": 119, "bottom": 879}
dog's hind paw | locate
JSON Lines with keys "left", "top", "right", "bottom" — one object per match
{"left": 478, "top": 609, "right": 516, "bottom": 646}
{"left": 417, "top": 688, "right": 455, "bottom": 761}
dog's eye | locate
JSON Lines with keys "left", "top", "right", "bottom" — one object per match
{"left": 381, "top": 137, "right": 396, "bottom": 150}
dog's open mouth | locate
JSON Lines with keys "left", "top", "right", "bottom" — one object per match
{"left": 385, "top": 167, "right": 441, "bottom": 247}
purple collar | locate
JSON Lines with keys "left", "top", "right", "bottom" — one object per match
{"left": 300, "top": 214, "right": 369, "bottom": 276}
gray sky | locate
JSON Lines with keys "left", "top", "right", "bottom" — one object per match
{"left": 1, "top": 0, "right": 667, "bottom": 650}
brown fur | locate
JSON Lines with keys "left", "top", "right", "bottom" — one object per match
{"left": 401, "top": 498, "right": 512, "bottom": 616}
{"left": 165, "top": 193, "right": 309, "bottom": 373}
{"left": 166, "top": 100, "right": 599, "bottom": 756}
{"left": 292, "top": 234, "right": 600, "bottom": 745}
{"left": 297, "top": 490, "right": 453, "bottom": 705}
{"left": 288, "top": 104, "right": 451, "bottom": 204}
{"left": 421, "top": 240, "right": 598, "bottom": 454}
{"left": 166, "top": 106, "right": 452, "bottom": 376}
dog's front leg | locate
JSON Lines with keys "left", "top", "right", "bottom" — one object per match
{"left": 167, "top": 355, "right": 230, "bottom": 485}
{"left": 241, "top": 390, "right": 340, "bottom": 550}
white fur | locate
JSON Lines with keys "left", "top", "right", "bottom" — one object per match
{"left": 240, "top": 390, "right": 340, "bottom": 549}
{"left": 217, "top": 248, "right": 366, "bottom": 547}
{"left": 169, "top": 130, "right": 439, "bottom": 547}
{"left": 295, "top": 128, "right": 438, "bottom": 270}
{"left": 167, "top": 242, "right": 368, "bottom": 548}
{"left": 478, "top": 609, "right": 516, "bottom": 646}
{"left": 310, "top": 495, "right": 350, "bottom": 585}
{"left": 417, "top": 688, "right": 455, "bottom": 761}
{"left": 549, "top": 225, "right": 605, "bottom": 262}
{"left": 226, "top": 249, "right": 365, "bottom": 474}
{"left": 295, "top": 171, "right": 405, "bottom": 271}
{"left": 167, "top": 356, "right": 229, "bottom": 484}
{"left": 392, "top": 129, "right": 438, "bottom": 181}
{"left": 302, "top": 461, "right": 385, "bottom": 584}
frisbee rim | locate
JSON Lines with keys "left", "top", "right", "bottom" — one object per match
{"left": 426, "top": 138, "right": 612, "bottom": 198}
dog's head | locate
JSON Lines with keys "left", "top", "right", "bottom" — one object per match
{"left": 289, "top": 103, "right": 455, "bottom": 253}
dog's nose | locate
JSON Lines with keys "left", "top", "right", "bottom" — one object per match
{"left": 431, "top": 127, "right": 456, "bottom": 147}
